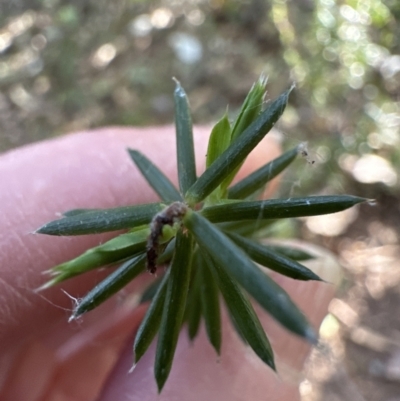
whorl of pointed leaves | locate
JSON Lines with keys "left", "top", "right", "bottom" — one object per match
{"left": 36, "top": 77, "right": 367, "bottom": 392}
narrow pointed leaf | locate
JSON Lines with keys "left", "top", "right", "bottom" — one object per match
{"left": 51, "top": 228, "right": 149, "bottom": 273}
{"left": 98, "top": 234, "right": 150, "bottom": 254}
{"left": 174, "top": 79, "right": 196, "bottom": 193}
{"left": 185, "top": 87, "right": 293, "bottom": 205}
{"left": 140, "top": 276, "right": 164, "bottom": 304}
{"left": 63, "top": 208, "right": 101, "bottom": 217}
{"left": 38, "top": 232, "right": 149, "bottom": 290}
{"left": 156, "top": 238, "right": 175, "bottom": 265}
{"left": 230, "top": 76, "right": 267, "bottom": 142}
{"left": 227, "top": 308, "right": 248, "bottom": 345}
{"left": 221, "top": 76, "right": 267, "bottom": 190}
{"left": 128, "top": 149, "right": 182, "bottom": 202}
{"left": 228, "top": 146, "right": 299, "bottom": 199}
{"left": 264, "top": 244, "right": 315, "bottom": 261}
{"left": 134, "top": 270, "right": 170, "bottom": 363}
{"left": 227, "top": 232, "right": 321, "bottom": 281}
{"left": 185, "top": 261, "right": 202, "bottom": 340}
{"left": 184, "top": 211, "right": 316, "bottom": 341}
{"left": 202, "top": 251, "right": 274, "bottom": 370}
{"left": 198, "top": 254, "right": 221, "bottom": 354}
{"left": 98, "top": 230, "right": 149, "bottom": 252}
{"left": 155, "top": 230, "right": 193, "bottom": 392}
{"left": 218, "top": 219, "right": 276, "bottom": 238}
{"left": 187, "top": 295, "right": 202, "bottom": 340}
{"left": 71, "top": 254, "right": 146, "bottom": 319}
{"left": 204, "top": 113, "right": 231, "bottom": 205}
{"left": 202, "top": 195, "right": 367, "bottom": 223}
{"left": 36, "top": 203, "right": 164, "bottom": 236}
{"left": 206, "top": 112, "right": 231, "bottom": 168}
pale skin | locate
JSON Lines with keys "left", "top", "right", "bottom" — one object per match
{"left": 0, "top": 127, "right": 335, "bottom": 401}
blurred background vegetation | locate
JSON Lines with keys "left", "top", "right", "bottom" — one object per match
{"left": 0, "top": 0, "right": 399, "bottom": 195}
{"left": 1, "top": 1, "right": 399, "bottom": 400}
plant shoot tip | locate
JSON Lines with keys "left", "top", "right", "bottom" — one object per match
{"left": 34, "top": 278, "right": 57, "bottom": 292}
{"left": 41, "top": 269, "right": 52, "bottom": 275}
{"left": 305, "top": 327, "right": 318, "bottom": 345}
{"left": 68, "top": 314, "right": 77, "bottom": 323}
{"left": 128, "top": 363, "right": 137, "bottom": 373}
{"left": 34, "top": 283, "right": 49, "bottom": 293}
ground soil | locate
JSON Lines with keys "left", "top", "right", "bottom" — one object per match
{"left": 303, "top": 193, "right": 400, "bottom": 401}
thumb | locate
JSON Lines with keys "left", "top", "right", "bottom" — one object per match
{"left": 0, "top": 125, "right": 284, "bottom": 400}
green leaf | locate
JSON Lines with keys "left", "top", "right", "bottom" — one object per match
{"left": 71, "top": 254, "right": 146, "bottom": 319}
{"left": 156, "top": 238, "right": 175, "bottom": 265}
{"left": 51, "top": 228, "right": 149, "bottom": 269}
{"left": 184, "top": 211, "right": 316, "bottom": 342}
{"left": 206, "top": 112, "right": 231, "bottom": 168}
{"left": 185, "top": 259, "right": 202, "bottom": 340}
{"left": 134, "top": 270, "right": 170, "bottom": 363}
{"left": 227, "top": 308, "right": 248, "bottom": 345}
{"left": 128, "top": 149, "right": 182, "bottom": 202}
{"left": 230, "top": 76, "right": 267, "bottom": 142}
{"left": 202, "top": 251, "right": 275, "bottom": 370}
{"left": 198, "top": 254, "right": 221, "bottom": 354}
{"left": 263, "top": 244, "right": 315, "bottom": 261}
{"left": 98, "top": 230, "right": 149, "bottom": 252}
{"left": 155, "top": 230, "right": 193, "bottom": 392}
{"left": 227, "top": 232, "right": 321, "bottom": 281}
{"left": 228, "top": 146, "right": 299, "bottom": 199}
{"left": 38, "top": 231, "right": 149, "bottom": 290}
{"left": 185, "top": 87, "right": 293, "bottom": 205}
{"left": 218, "top": 219, "right": 276, "bottom": 238}
{"left": 36, "top": 203, "right": 164, "bottom": 236}
{"left": 174, "top": 79, "right": 197, "bottom": 194}
{"left": 202, "top": 195, "right": 367, "bottom": 223}
{"left": 220, "top": 76, "right": 267, "bottom": 191}
{"left": 204, "top": 112, "right": 232, "bottom": 205}
{"left": 140, "top": 275, "right": 164, "bottom": 304}
{"left": 63, "top": 208, "right": 101, "bottom": 217}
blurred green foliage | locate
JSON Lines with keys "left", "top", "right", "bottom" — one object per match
{"left": 0, "top": 0, "right": 398, "bottom": 195}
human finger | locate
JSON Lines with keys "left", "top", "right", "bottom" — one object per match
{"left": 0, "top": 125, "right": 282, "bottom": 400}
